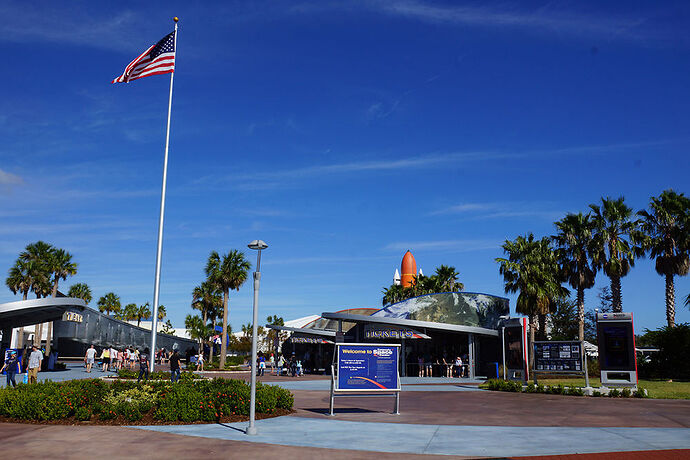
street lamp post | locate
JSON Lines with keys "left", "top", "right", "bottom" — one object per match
{"left": 246, "top": 239, "right": 268, "bottom": 435}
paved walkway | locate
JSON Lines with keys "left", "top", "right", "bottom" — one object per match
{"left": 135, "top": 416, "right": 690, "bottom": 457}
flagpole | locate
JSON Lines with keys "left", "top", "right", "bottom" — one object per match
{"left": 150, "top": 17, "right": 178, "bottom": 372}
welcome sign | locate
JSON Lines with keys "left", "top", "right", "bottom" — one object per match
{"left": 336, "top": 343, "right": 400, "bottom": 391}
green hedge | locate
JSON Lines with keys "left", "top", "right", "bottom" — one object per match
{"left": 0, "top": 378, "right": 293, "bottom": 423}
{"left": 115, "top": 369, "right": 204, "bottom": 380}
{"left": 485, "top": 379, "right": 646, "bottom": 398}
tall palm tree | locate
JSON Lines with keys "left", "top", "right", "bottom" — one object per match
{"left": 192, "top": 281, "right": 221, "bottom": 327}
{"left": 97, "top": 292, "right": 121, "bottom": 316}
{"left": 590, "top": 197, "right": 642, "bottom": 312}
{"left": 6, "top": 261, "right": 32, "bottom": 348}
{"left": 434, "top": 265, "right": 464, "bottom": 292}
{"left": 19, "top": 242, "right": 53, "bottom": 346}
{"left": 638, "top": 190, "right": 690, "bottom": 327}
{"left": 552, "top": 213, "right": 597, "bottom": 341}
{"left": 44, "top": 248, "right": 77, "bottom": 355}
{"left": 47, "top": 248, "right": 77, "bottom": 297}
{"left": 496, "top": 234, "right": 568, "bottom": 362}
{"left": 205, "top": 250, "right": 251, "bottom": 368}
{"left": 157, "top": 305, "right": 166, "bottom": 321}
{"left": 68, "top": 283, "right": 92, "bottom": 304}
{"left": 185, "top": 314, "right": 212, "bottom": 355}
{"left": 134, "top": 302, "right": 151, "bottom": 327}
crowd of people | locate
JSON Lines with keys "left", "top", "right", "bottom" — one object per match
{"left": 256, "top": 352, "right": 304, "bottom": 377}
{"left": 408, "top": 352, "right": 469, "bottom": 378}
{"left": 1, "top": 345, "right": 45, "bottom": 387}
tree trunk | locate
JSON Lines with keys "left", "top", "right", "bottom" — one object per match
{"left": 45, "top": 321, "right": 53, "bottom": 356}
{"left": 538, "top": 314, "right": 547, "bottom": 340}
{"left": 577, "top": 286, "right": 585, "bottom": 342}
{"left": 610, "top": 275, "right": 622, "bottom": 312}
{"left": 528, "top": 314, "right": 536, "bottom": 370}
{"left": 220, "top": 290, "right": 228, "bottom": 369}
{"left": 665, "top": 273, "right": 675, "bottom": 328}
{"left": 35, "top": 323, "right": 44, "bottom": 348}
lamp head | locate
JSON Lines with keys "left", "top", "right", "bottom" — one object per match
{"left": 248, "top": 240, "right": 268, "bottom": 250}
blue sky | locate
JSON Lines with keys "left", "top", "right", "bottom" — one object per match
{"left": 1, "top": 1, "right": 690, "bottom": 333}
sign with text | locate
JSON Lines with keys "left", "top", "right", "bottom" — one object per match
{"left": 290, "top": 335, "right": 333, "bottom": 344}
{"left": 62, "top": 311, "right": 83, "bottom": 323}
{"left": 534, "top": 341, "right": 583, "bottom": 372}
{"left": 336, "top": 343, "right": 400, "bottom": 391}
{"left": 363, "top": 324, "right": 430, "bottom": 340}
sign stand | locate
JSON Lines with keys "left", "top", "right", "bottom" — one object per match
{"left": 596, "top": 312, "right": 638, "bottom": 388}
{"left": 329, "top": 343, "right": 401, "bottom": 416}
{"left": 533, "top": 341, "right": 589, "bottom": 388}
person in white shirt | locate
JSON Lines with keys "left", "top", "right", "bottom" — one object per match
{"left": 84, "top": 345, "right": 97, "bottom": 373}
{"left": 27, "top": 346, "right": 43, "bottom": 384}
{"left": 196, "top": 353, "right": 204, "bottom": 371}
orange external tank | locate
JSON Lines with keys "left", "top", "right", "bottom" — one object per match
{"left": 400, "top": 250, "right": 417, "bottom": 289}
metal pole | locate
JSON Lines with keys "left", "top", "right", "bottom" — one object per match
{"left": 247, "top": 249, "right": 261, "bottom": 435}
{"left": 583, "top": 342, "right": 590, "bottom": 388}
{"left": 501, "top": 327, "right": 506, "bottom": 380}
{"left": 149, "top": 19, "right": 178, "bottom": 373}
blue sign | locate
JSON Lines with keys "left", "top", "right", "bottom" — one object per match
{"left": 337, "top": 344, "right": 399, "bottom": 391}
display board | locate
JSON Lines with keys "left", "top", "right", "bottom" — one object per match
{"left": 329, "top": 343, "right": 401, "bottom": 415}
{"left": 336, "top": 343, "right": 400, "bottom": 391}
{"left": 502, "top": 317, "right": 529, "bottom": 381}
{"left": 596, "top": 312, "right": 637, "bottom": 387}
{"left": 534, "top": 341, "right": 583, "bottom": 372}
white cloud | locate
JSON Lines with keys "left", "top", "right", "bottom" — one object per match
{"left": 384, "top": 239, "right": 501, "bottom": 252}
{"left": 431, "top": 201, "right": 564, "bottom": 221}
{"left": 0, "top": 168, "right": 23, "bottom": 186}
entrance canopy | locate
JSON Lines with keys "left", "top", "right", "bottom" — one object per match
{"left": 321, "top": 312, "right": 499, "bottom": 337}
{"left": 0, "top": 297, "right": 87, "bottom": 329}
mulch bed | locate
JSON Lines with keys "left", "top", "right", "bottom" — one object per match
{"left": 0, "top": 408, "right": 293, "bottom": 426}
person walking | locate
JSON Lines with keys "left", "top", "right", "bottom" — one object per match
{"left": 109, "top": 346, "right": 118, "bottom": 371}
{"left": 1, "top": 351, "right": 20, "bottom": 387}
{"left": 277, "top": 355, "right": 285, "bottom": 376}
{"left": 169, "top": 349, "right": 181, "bottom": 383}
{"left": 269, "top": 353, "right": 275, "bottom": 375}
{"left": 27, "top": 345, "right": 43, "bottom": 384}
{"left": 259, "top": 355, "right": 266, "bottom": 376}
{"left": 195, "top": 352, "right": 204, "bottom": 371}
{"left": 84, "top": 345, "right": 96, "bottom": 373}
{"left": 137, "top": 348, "right": 150, "bottom": 383}
{"left": 100, "top": 347, "right": 109, "bottom": 372}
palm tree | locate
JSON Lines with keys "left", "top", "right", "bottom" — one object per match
{"left": 157, "top": 305, "right": 166, "bottom": 321}
{"left": 68, "top": 283, "right": 92, "bottom": 304}
{"left": 496, "top": 234, "right": 568, "bottom": 362}
{"left": 97, "top": 292, "right": 121, "bottom": 316}
{"left": 638, "top": 190, "right": 690, "bottom": 327}
{"left": 552, "top": 213, "right": 597, "bottom": 341}
{"left": 185, "top": 314, "right": 211, "bottom": 355}
{"left": 590, "top": 197, "right": 642, "bottom": 312}
{"left": 47, "top": 248, "right": 77, "bottom": 297}
{"left": 382, "top": 284, "right": 406, "bottom": 306}
{"left": 44, "top": 248, "right": 77, "bottom": 355}
{"left": 205, "top": 250, "right": 251, "bottom": 368}
{"left": 19, "top": 242, "right": 53, "bottom": 346}
{"left": 192, "top": 281, "right": 221, "bottom": 327}
{"left": 120, "top": 303, "right": 138, "bottom": 322}
{"left": 434, "top": 265, "right": 464, "bottom": 292}
{"left": 135, "top": 302, "right": 151, "bottom": 327}
{"left": 6, "top": 262, "right": 32, "bottom": 300}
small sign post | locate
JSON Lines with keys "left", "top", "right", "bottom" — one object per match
{"left": 329, "top": 343, "right": 401, "bottom": 416}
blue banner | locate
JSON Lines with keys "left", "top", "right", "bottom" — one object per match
{"left": 337, "top": 344, "right": 399, "bottom": 390}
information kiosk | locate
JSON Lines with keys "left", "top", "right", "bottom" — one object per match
{"left": 501, "top": 318, "right": 529, "bottom": 381}
{"left": 329, "top": 343, "right": 401, "bottom": 416}
{"left": 532, "top": 340, "right": 589, "bottom": 387}
{"left": 597, "top": 312, "right": 637, "bottom": 388}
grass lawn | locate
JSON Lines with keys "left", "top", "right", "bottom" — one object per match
{"left": 533, "top": 377, "right": 690, "bottom": 399}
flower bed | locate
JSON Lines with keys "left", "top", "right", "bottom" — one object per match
{"left": 0, "top": 378, "right": 294, "bottom": 424}
{"left": 483, "top": 379, "right": 648, "bottom": 398}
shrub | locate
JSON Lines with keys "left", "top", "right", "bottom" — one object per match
{"left": 620, "top": 388, "right": 632, "bottom": 398}
{"left": 536, "top": 383, "right": 545, "bottom": 393}
{"left": 637, "top": 324, "right": 690, "bottom": 380}
{"left": 75, "top": 407, "right": 91, "bottom": 421}
{"left": 608, "top": 388, "right": 620, "bottom": 398}
{"left": 592, "top": 390, "right": 601, "bottom": 397}
{"left": 550, "top": 384, "right": 565, "bottom": 395}
{"left": 567, "top": 386, "right": 584, "bottom": 396}
{"left": 633, "top": 388, "right": 648, "bottom": 398}
{"left": 525, "top": 383, "right": 536, "bottom": 393}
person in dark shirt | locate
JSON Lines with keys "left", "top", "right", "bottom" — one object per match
{"left": 169, "top": 350, "right": 181, "bottom": 383}
{"left": 1, "top": 351, "right": 20, "bottom": 387}
{"left": 137, "top": 348, "right": 150, "bottom": 383}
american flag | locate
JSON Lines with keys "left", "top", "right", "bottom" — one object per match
{"left": 112, "top": 31, "right": 175, "bottom": 83}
